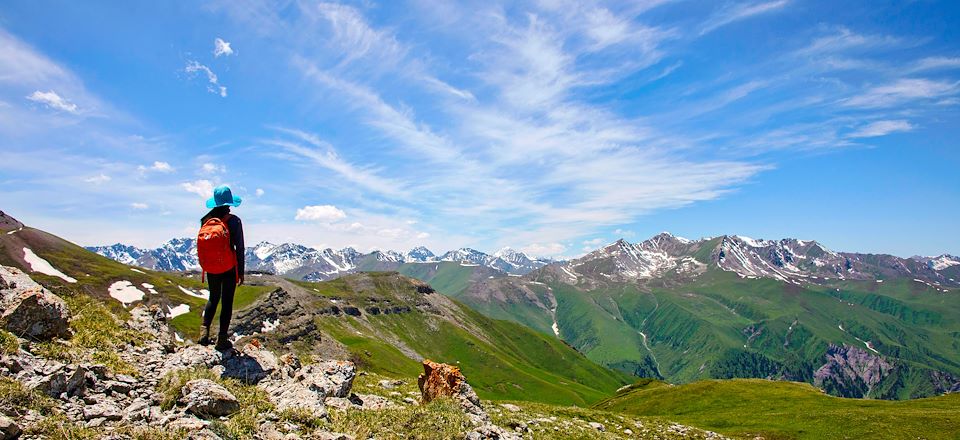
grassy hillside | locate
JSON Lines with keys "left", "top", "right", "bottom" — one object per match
{"left": 452, "top": 265, "right": 960, "bottom": 399}
{"left": 286, "top": 274, "right": 633, "bottom": 406}
{"left": 594, "top": 378, "right": 960, "bottom": 439}
{"left": 0, "top": 225, "right": 273, "bottom": 340}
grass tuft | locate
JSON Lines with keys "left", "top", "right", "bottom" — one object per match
{"left": 0, "top": 329, "right": 19, "bottom": 354}
{"left": 0, "top": 376, "right": 58, "bottom": 417}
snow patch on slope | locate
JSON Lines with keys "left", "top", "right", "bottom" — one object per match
{"left": 22, "top": 247, "right": 77, "bottom": 283}
{"left": 108, "top": 281, "right": 144, "bottom": 306}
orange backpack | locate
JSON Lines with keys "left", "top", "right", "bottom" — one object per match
{"left": 197, "top": 214, "right": 237, "bottom": 282}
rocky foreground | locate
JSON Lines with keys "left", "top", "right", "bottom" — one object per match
{"left": 0, "top": 264, "right": 727, "bottom": 439}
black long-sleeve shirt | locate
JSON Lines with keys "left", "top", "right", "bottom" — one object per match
{"left": 201, "top": 207, "right": 245, "bottom": 275}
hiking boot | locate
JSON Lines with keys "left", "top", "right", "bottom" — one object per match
{"left": 214, "top": 332, "right": 233, "bottom": 351}
{"left": 198, "top": 325, "right": 211, "bottom": 346}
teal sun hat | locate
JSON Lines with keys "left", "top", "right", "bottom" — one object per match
{"left": 206, "top": 185, "right": 243, "bottom": 209}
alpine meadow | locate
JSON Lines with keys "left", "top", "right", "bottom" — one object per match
{"left": 1, "top": 1, "right": 959, "bottom": 439}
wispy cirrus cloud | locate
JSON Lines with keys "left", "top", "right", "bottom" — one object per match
{"left": 843, "top": 78, "right": 959, "bottom": 108}
{"left": 699, "top": 0, "right": 789, "bottom": 36}
{"left": 184, "top": 60, "right": 227, "bottom": 97}
{"left": 848, "top": 120, "right": 915, "bottom": 138}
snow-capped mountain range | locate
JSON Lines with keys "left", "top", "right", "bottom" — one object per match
{"left": 87, "top": 240, "right": 551, "bottom": 280}
{"left": 89, "top": 233, "right": 958, "bottom": 288}
{"left": 552, "top": 233, "right": 959, "bottom": 289}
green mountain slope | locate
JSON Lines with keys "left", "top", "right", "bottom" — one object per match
{"left": 234, "top": 272, "right": 631, "bottom": 406}
{"left": 451, "top": 259, "right": 960, "bottom": 399}
{"left": 594, "top": 379, "right": 960, "bottom": 439}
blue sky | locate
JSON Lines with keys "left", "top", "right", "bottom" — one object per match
{"left": 0, "top": 0, "right": 958, "bottom": 258}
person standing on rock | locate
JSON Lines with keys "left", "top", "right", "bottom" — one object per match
{"left": 196, "top": 185, "right": 245, "bottom": 351}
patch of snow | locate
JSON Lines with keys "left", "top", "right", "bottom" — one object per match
{"left": 261, "top": 318, "right": 280, "bottom": 333}
{"left": 459, "top": 263, "right": 479, "bottom": 267}
{"left": 6, "top": 227, "right": 22, "bottom": 235}
{"left": 736, "top": 236, "right": 766, "bottom": 247}
{"left": 177, "top": 285, "right": 207, "bottom": 299}
{"left": 174, "top": 333, "right": 184, "bottom": 343}
{"left": 167, "top": 304, "right": 190, "bottom": 318}
{"left": 552, "top": 321, "right": 560, "bottom": 337}
{"left": 141, "top": 283, "right": 158, "bottom": 294}
{"left": 108, "top": 281, "right": 144, "bottom": 306}
{"left": 130, "top": 268, "right": 145, "bottom": 274}
{"left": 560, "top": 266, "right": 578, "bottom": 280}
{"left": 22, "top": 247, "right": 77, "bottom": 283}
{"left": 876, "top": 279, "right": 884, "bottom": 283}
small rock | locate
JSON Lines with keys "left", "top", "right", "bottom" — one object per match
{"left": 402, "top": 397, "right": 418, "bottom": 405}
{"left": 499, "top": 403, "right": 521, "bottom": 413}
{"left": 179, "top": 379, "right": 240, "bottom": 418}
{"left": 377, "top": 379, "right": 404, "bottom": 389}
{"left": 315, "top": 433, "right": 354, "bottom": 440}
{"left": 624, "top": 428, "right": 633, "bottom": 435}
{"left": 588, "top": 422, "right": 605, "bottom": 431}
{"left": 350, "top": 393, "right": 392, "bottom": 410}
{"left": 0, "top": 415, "right": 21, "bottom": 440}
{"left": 83, "top": 402, "right": 122, "bottom": 421}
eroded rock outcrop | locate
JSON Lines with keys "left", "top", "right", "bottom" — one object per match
{"left": 0, "top": 265, "right": 70, "bottom": 340}
{"left": 814, "top": 344, "right": 893, "bottom": 397}
{"left": 418, "top": 359, "right": 519, "bottom": 440}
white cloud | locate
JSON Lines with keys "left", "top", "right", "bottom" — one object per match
{"left": 267, "top": 127, "right": 406, "bottom": 197}
{"left": 582, "top": 238, "right": 605, "bottom": 246}
{"left": 700, "top": 0, "right": 789, "bottom": 36}
{"left": 307, "top": 2, "right": 406, "bottom": 66}
{"left": 911, "top": 57, "right": 960, "bottom": 72}
{"left": 26, "top": 90, "right": 78, "bottom": 113}
{"left": 131, "top": 202, "right": 149, "bottom": 210}
{"left": 84, "top": 173, "right": 111, "bottom": 184}
{"left": 416, "top": 232, "right": 430, "bottom": 239}
{"left": 201, "top": 163, "right": 226, "bottom": 174}
{"left": 255, "top": 188, "right": 265, "bottom": 197}
{"left": 181, "top": 179, "right": 215, "bottom": 197}
{"left": 214, "top": 37, "right": 234, "bottom": 57}
{"left": 295, "top": 205, "right": 347, "bottom": 222}
{"left": 184, "top": 60, "right": 227, "bottom": 97}
{"left": 520, "top": 242, "right": 567, "bottom": 258}
{"left": 139, "top": 161, "right": 174, "bottom": 173}
{"left": 848, "top": 120, "right": 915, "bottom": 138}
{"left": 844, "top": 78, "right": 958, "bottom": 108}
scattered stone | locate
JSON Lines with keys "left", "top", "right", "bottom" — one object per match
{"left": 588, "top": 421, "right": 605, "bottom": 431}
{"left": 499, "top": 403, "right": 521, "bottom": 413}
{"left": 315, "top": 432, "right": 355, "bottom": 440}
{"left": 179, "top": 379, "right": 240, "bottom": 418}
{"left": 0, "top": 415, "right": 21, "bottom": 440}
{"left": 418, "top": 359, "right": 486, "bottom": 422}
{"left": 378, "top": 379, "right": 404, "bottom": 389}
{"left": 350, "top": 393, "right": 393, "bottom": 410}
{"left": 83, "top": 402, "right": 122, "bottom": 421}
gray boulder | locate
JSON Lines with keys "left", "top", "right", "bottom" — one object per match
{"left": 0, "top": 266, "right": 70, "bottom": 340}
{"left": 0, "top": 414, "right": 21, "bottom": 440}
{"left": 179, "top": 379, "right": 240, "bottom": 418}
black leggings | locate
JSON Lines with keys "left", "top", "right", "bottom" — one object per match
{"left": 203, "top": 269, "right": 236, "bottom": 333}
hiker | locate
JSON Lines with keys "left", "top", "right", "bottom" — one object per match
{"left": 196, "top": 185, "right": 245, "bottom": 351}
